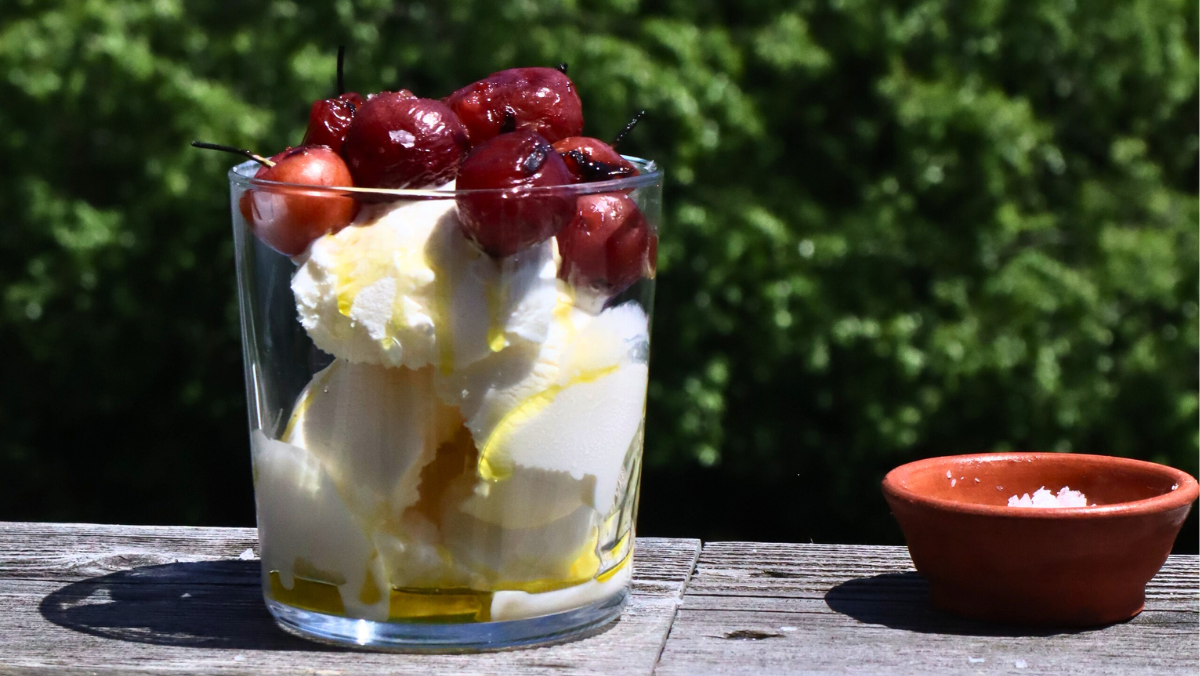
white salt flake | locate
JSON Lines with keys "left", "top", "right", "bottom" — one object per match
{"left": 947, "top": 470, "right": 952, "bottom": 479}
{"left": 233, "top": 655, "right": 246, "bottom": 662}
{"left": 1014, "top": 658, "right": 1028, "bottom": 669}
{"left": 780, "top": 626, "right": 797, "bottom": 632}
{"left": 180, "top": 592, "right": 191, "bottom": 599}
{"left": 967, "top": 656, "right": 985, "bottom": 664}
{"left": 238, "top": 548, "right": 256, "bottom": 560}
{"left": 1008, "top": 486, "right": 1089, "bottom": 508}
{"left": 951, "top": 479, "right": 956, "bottom": 487}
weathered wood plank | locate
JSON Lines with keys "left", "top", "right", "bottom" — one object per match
{"left": 0, "top": 522, "right": 700, "bottom": 676}
{"left": 5, "top": 525, "right": 1195, "bottom": 675}
{"left": 655, "top": 542, "right": 1200, "bottom": 676}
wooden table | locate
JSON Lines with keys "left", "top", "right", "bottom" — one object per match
{"left": 1, "top": 522, "right": 1195, "bottom": 675}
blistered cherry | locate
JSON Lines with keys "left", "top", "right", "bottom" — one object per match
{"left": 455, "top": 130, "right": 575, "bottom": 257}
{"left": 341, "top": 91, "right": 467, "bottom": 188}
{"left": 557, "top": 193, "right": 656, "bottom": 293}
{"left": 207, "top": 144, "right": 358, "bottom": 256}
{"left": 301, "top": 47, "right": 366, "bottom": 153}
{"left": 444, "top": 67, "right": 583, "bottom": 146}
{"left": 553, "top": 137, "right": 639, "bottom": 183}
{"left": 302, "top": 97, "right": 357, "bottom": 153}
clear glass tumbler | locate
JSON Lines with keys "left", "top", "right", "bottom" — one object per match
{"left": 228, "top": 159, "right": 661, "bottom": 650}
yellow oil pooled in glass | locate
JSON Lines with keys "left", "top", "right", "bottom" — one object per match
{"left": 267, "top": 573, "right": 489, "bottom": 621}
{"left": 388, "top": 587, "right": 493, "bottom": 623}
{"left": 597, "top": 549, "right": 633, "bottom": 583}
{"left": 267, "top": 549, "right": 631, "bottom": 622}
{"left": 269, "top": 572, "right": 345, "bottom": 615}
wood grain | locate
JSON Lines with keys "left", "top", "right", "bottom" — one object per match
{"left": 655, "top": 542, "right": 1199, "bottom": 676}
{"left": 3, "top": 524, "right": 1195, "bottom": 675}
{"left": 0, "top": 522, "right": 700, "bottom": 676}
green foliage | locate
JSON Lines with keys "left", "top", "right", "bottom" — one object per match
{"left": 1, "top": 0, "right": 1195, "bottom": 541}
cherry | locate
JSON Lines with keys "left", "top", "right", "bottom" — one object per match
{"left": 444, "top": 67, "right": 583, "bottom": 146}
{"left": 455, "top": 130, "right": 576, "bottom": 257}
{"left": 190, "top": 142, "right": 357, "bottom": 256}
{"left": 557, "top": 193, "right": 656, "bottom": 293}
{"left": 338, "top": 91, "right": 365, "bottom": 109}
{"left": 301, "top": 46, "right": 367, "bottom": 153}
{"left": 302, "top": 97, "right": 357, "bottom": 153}
{"left": 341, "top": 91, "right": 468, "bottom": 188}
{"left": 552, "top": 137, "right": 639, "bottom": 183}
{"left": 243, "top": 145, "right": 359, "bottom": 255}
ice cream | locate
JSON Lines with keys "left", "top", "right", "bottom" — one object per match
{"left": 454, "top": 300, "right": 650, "bottom": 513}
{"left": 291, "top": 185, "right": 559, "bottom": 372}
{"left": 256, "top": 193, "right": 650, "bottom": 623}
{"left": 252, "top": 429, "right": 390, "bottom": 621}
{"left": 281, "top": 360, "right": 461, "bottom": 522}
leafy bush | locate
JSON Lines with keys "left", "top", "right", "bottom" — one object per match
{"left": 1, "top": 0, "right": 1195, "bottom": 546}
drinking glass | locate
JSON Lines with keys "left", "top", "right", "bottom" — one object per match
{"left": 228, "top": 160, "right": 661, "bottom": 650}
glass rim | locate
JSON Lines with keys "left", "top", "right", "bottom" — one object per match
{"left": 228, "top": 155, "right": 662, "bottom": 199}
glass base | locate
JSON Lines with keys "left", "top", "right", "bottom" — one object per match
{"left": 265, "top": 587, "right": 629, "bottom": 652}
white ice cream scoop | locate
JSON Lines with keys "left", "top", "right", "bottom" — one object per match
{"left": 291, "top": 190, "right": 558, "bottom": 373}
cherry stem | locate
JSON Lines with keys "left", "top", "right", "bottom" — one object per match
{"left": 611, "top": 110, "right": 645, "bottom": 149}
{"left": 337, "top": 45, "right": 346, "bottom": 96}
{"left": 191, "top": 141, "right": 275, "bottom": 168}
{"left": 556, "top": 62, "right": 569, "bottom": 75}
{"left": 566, "top": 149, "right": 635, "bottom": 181}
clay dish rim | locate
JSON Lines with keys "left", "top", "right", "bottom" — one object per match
{"left": 883, "top": 452, "right": 1199, "bottom": 520}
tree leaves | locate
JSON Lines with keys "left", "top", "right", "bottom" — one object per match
{"left": 0, "top": 1, "right": 1194, "bottom": 543}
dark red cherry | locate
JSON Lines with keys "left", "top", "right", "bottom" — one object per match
{"left": 302, "top": 97, "right": 357, "bottom": 153}
{"left": 444, "top": 67, "right": 583, "bottom": 146}
{"left": 557, "top": 193, "right": 655, "bottom": 293}
{"left": 237, "top": 145, "right": 359, "bottom": 256}
{"left": 455, "top": 130, "right": 576, "bottom": 257}
{"left": 302, "top": 44, "right": 368, "bottom": 153}
{"left": 552, "top": 137, "right": 639, "bottom": 183}
{"left": 341, "top": 91, "right": 468, "bottom": 188}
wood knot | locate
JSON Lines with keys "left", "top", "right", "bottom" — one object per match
{"left": 723, "top": 630, "right": 783, "bottom": 640}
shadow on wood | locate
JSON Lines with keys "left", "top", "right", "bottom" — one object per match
{"left": 823, "top": 572, "right": 1091, "bottom": 637}
{"left": 38, "top": 560, "right": 341, "bottom": 651}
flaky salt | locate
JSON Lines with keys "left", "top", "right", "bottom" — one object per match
{"left": 1007, "top": 486, "right": 1090, "bottom": 508}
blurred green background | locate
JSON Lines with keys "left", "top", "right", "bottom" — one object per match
{"left": 1, "top": 0, "right": 1196, "bottom": 551}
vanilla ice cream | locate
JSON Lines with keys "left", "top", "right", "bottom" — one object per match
{"left": 282, "top": 360, "right": 462, "bottom": 521}
{"left": 252, "top": 429, "right": 390, "bottom": 621}
{"left": 452, "top": 300, "right": 650, "bottom": 513}
{"left": 261, "top": 193, "right": 651, "bottom": 624}
{"left": 292, "top": 185, "right": 558, "bottom": 372}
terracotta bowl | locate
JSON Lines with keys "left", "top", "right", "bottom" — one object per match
{"left": 882, "top": 452, "right": 1198, "bottom": 626}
